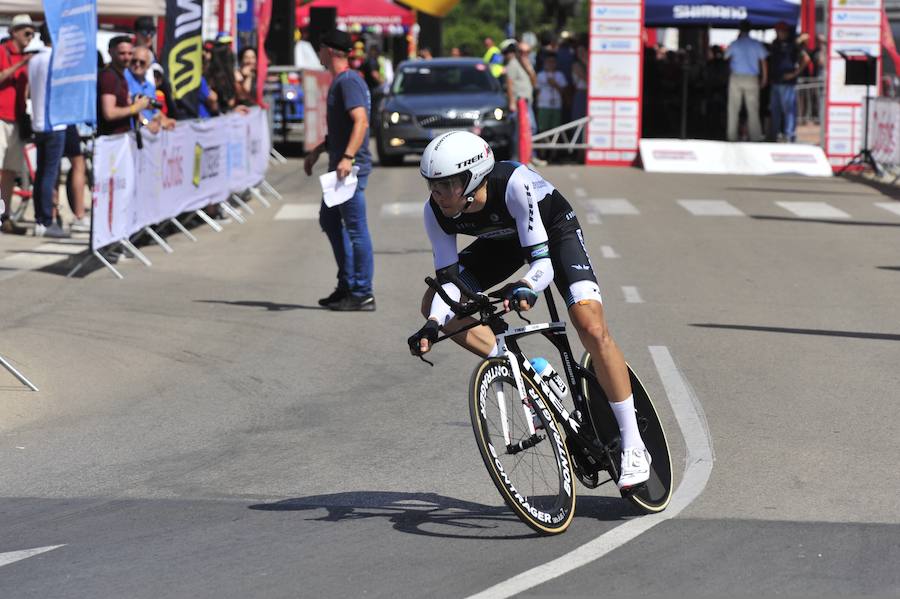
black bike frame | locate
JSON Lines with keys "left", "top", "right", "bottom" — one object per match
{"left": 496, "top": 288, "right": 620, "bottom": 470}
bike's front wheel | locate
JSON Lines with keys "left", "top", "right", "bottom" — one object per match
{"left": 581, "top": 353, "right": 674, "bottom": 513}
{"left": 469, "top": 358, "right": 576, "bottom": 535}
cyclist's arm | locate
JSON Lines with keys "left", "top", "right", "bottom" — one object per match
{"left": 424, "top": 202, "right": 462, "bottom": 325}
{"left": 505, "top": 167, "right": 554, "bottom": 292}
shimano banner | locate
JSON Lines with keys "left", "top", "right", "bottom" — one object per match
{"left": 645, "top": 0, "right": 800, "bottom": 28}
{"left": 164, "top": 0, "right": 203, "bottom": 117}
{"left": 42, "top": 0, "right": 98, "bottom": 127}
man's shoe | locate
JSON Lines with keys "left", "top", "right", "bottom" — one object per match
{"left": 33, "top": 223, "right": 47, "bottom": 237}
{"left": 617, "top": 447, "right": 651, "bottom": 490}
{"left": 44, "top": 223, "right": 70, "bottom": 239}
{"left": 1, "top": 218, "right": 27, "bottom": 235}
{"left": 318, "top": 288, "right": 349, "bottom": 307}
{"left": 70, "top": 215, "right": 90, "bottom": 233}
{"left": 330, "top": 294, "right": 376, "bottom": 312}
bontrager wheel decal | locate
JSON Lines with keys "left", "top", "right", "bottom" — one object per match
{"left": 470, "top": 359, "right": 575, "bottom": 534}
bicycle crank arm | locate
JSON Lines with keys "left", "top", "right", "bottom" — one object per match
{"left": 506, "top": 433, "right": 544, "bottom": 455}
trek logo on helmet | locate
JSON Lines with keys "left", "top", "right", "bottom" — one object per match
{"left": 456, "top": 152, "right": 484, "bottom": 169}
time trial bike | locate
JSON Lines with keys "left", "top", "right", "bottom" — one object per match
{"left": 414, "top": 275, "right": 673, "bottom": 534}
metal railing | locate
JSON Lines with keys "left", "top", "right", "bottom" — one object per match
{"left": 796, "top": 76, "right": 825, "bottom": 126}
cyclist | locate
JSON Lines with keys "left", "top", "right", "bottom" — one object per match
{"left": 408, "top": 131, "right": 650, "bottom": 489}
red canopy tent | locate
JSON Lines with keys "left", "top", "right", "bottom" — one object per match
{"left": 296, "top": 0, "right": 415, "bottom": 28}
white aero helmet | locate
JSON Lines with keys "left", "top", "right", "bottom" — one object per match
{"left": 420, "top": 130, "right": 495, "bottom": 197}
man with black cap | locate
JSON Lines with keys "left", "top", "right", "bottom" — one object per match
{"left": 303, "top": 29, "right": 375, "bottom": 312}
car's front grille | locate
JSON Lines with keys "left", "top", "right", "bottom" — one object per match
{"left": 416, "top": 114, "right": 477, "bottom": 129}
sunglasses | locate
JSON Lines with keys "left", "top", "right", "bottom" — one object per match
{"left": 130, "top": 59, "right": 148, "bottom": 67}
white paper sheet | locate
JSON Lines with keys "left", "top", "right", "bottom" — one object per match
{"left": 320, "top": 167, "right": 360, "bottom": 207}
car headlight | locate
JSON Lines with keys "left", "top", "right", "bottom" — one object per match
{"left": 493, "top": 108, "right": 504, "bottom": 120}
{"left": 387, "top": 111, "right": 412, "bottom": 125}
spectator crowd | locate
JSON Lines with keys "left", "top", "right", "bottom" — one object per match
{"left": 0, "top": 13, "right": 264, "bottom": 241}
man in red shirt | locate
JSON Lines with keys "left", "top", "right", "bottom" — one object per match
{"left": 98, "top": 36, "right": 150, "bottom": 136}
{"left": 0, "top": 14, "right": 35, "bottom": 235}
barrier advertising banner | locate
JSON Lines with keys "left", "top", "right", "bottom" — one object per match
{"left": 303, "top": 70, "right": 332, "bottom": 152}
{"left": 91, "top": 108, "right": 270, "bottom": 251}
{"left": 43, "top": 0, "right": 98, "bottom": 127}
{"left": 869, "top": 97, "right": 900, "bottom": 167}
{"left": 586, "top": 0, "right": 644, "bottom": 166}
{"left": 823, "top": 0, "right": 884, "bottom": 168}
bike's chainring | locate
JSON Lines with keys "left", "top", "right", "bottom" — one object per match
{"left": 567, "top": 438, "right": 604, "bottom": 489}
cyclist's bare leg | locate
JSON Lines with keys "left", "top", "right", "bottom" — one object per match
{"left": 421, "top": 289, "right": 496, "bottom": 357}
{"left": 568, "top": 299, "right": 632, "bottom": 403}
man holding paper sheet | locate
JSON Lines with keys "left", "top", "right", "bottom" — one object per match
{"left": 304, "top": 29, "right": 375, "bottom": 312}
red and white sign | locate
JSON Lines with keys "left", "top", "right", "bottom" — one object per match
{"left": 869, "top": 97, "right": 900, "bottom": 166}
{"left": 303, "top": 70, "right": 333, "bottom": 153}
{"left": 586, "top": 0, "right": 644, "bottom": 166}
{"left": 824, "top": 0, "right": 884, "bottom": 168}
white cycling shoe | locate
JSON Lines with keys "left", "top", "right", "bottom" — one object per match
{"left": 617, "top": 447, "right": 651, "bottom": 490}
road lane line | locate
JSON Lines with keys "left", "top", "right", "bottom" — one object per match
{"left": 274, "top": 204, "right": 319, "bottom": 220}
{"left": 467, "top": 346, "right": 713, "bottom": 599}
{"left": 678, "top": 200, "right": 744, "bottom": 216}
{"left": 775, "top": 201, "right": 850, "bottom": 219}
{"left": 380, "top": 202, "right": 423, "bottom": 218}
{"left": 622, "top": 286, "right": 643, "bottom": 303}
{"left": 0, "top": 545, "right": 66, "bottom": 568}
{"left": 600, "top": 245, "right": 619, "bottom": 259}
{"left": 574, "top": 187, "right": 586, "bottom": 197}
{"left": 875, "top": 202, "right": 900, "bottom": 217}
{"left": 584, "top": 198, "right": 640, "bottom": 215}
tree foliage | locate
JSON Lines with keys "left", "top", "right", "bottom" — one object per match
{"left": 441, "top": 0, "right": 588, "bottom": 55}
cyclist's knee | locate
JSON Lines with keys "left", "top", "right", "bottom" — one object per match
{"left": 580, "top": 320, "right": 613, "bottom": 353}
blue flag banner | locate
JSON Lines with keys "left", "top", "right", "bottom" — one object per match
{"left": 645, "top": 0, "right": 801, "bottom": 28}
{"left": 43, "top": 0, "right": 98, "bottom": 127}
{"left": 237, "top": 0, "right": 255, "bottom": 34}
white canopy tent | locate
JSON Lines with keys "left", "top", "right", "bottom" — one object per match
{"left": 0, "top": 0, "right": 165, "bottom": 16}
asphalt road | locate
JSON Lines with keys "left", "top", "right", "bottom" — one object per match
{"left": 1, "top": 156, "right": 899, "bottom": 598}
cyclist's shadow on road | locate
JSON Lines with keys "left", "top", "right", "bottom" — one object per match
{"left": 248, "top": 491, "right": 636, "bottom": 540}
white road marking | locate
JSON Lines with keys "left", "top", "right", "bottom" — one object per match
{"left": 381, "top": 202, "right": 423, "bottom": 218}
{"left": 274, "top": 204, "right": 319, "bottom": 220}
{"left": 622, "top": 286, "right": 643, "bottom": 303}
{"left": 568, "top": 172, "right": 578, "bottom": 180}
{"left": 584, "top": 198, "right": 640, "bottom": 215}
{"left": 467, "top": 346, "right": 713, "bottom": 599}
{"left": 574, "top": 187, "right": 586, "bottom": 198}
{"left": 586, "top": 212, "right": 602, "bottom": 225}
{"left": 600, "top": 245, "right": 619, "bottom": 258}
{"left": 775, "top": 201, "right": 850, "bottom": 219}
{"left": 875, "top": 202, "right": 900, "bottom": 217}
{"left": 678, "top": 199, "right": 744, "bottom": 216}
{"left": 0, "top": 545, "right": 66, "bottom": 569}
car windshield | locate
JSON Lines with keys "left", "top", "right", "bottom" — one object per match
{"left": 392, "top": 64, "right": 500, "bottom": 95}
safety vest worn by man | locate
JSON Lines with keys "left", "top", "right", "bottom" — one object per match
{"left": 483, "top": 45, "right": 503, "bottom": 78}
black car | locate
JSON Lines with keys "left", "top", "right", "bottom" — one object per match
{"left": 375, "top": 58, "right": 513, "bottom": 166}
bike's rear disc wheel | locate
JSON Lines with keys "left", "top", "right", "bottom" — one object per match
{"left": 580, "top": 353, "right": 673, "bottom": 513}
{"left": 469, "top": 358, "right": 576, "bottom": 535}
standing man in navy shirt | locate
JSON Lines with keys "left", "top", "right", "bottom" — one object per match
{"left": 304, "top": 28, "right": 376, "bottom": 312}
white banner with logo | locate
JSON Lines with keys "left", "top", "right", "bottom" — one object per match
{"left": 640, "top": 139, "right": 833, "bottom": 177}
{"left": 91, "top": 108, "right": 270, "bottom": 250}
{"left": 869, "top": 97, "right": 900, "bottom": 167}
